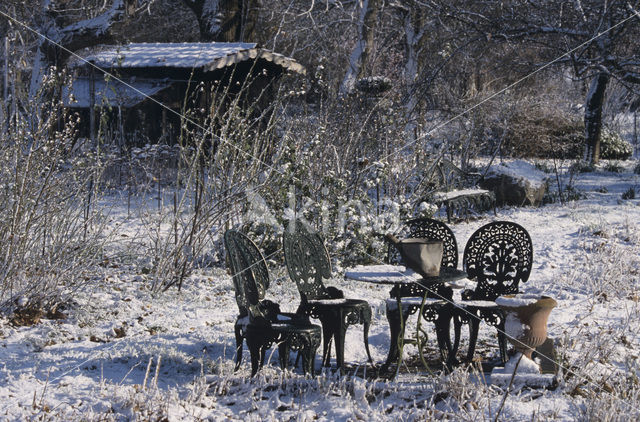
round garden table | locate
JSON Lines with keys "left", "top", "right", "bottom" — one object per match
{"left": 344, "top": 264, "right": 467, "bottom": 375}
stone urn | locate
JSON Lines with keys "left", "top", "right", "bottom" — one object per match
{"left": 495, "top": 294, "right": 557, "bottom": 360}
{"left": 385, "top": 234, "right": 443, "bottom": 277}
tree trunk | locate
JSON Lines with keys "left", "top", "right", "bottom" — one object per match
{"left": 584, "top": 72, "right": 609, "bottom": 164}
{"left": 30, "top": 0, "right": 134, "bottom": 98}
{"left": 182, "top": 0, "right": 260, "bottom": 42}
{"left": 340, "top": 0, "right": 380, "bottom": 95}
{"left": 402, "top": 6, "right": 426, "bottom": 142}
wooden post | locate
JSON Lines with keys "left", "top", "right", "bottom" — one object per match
{"left": 3, "top": 36, "right": 8, "bottom": 130}
{"left": 89, "top": 65, "right": 96, "bottom": 146}
{"left": 161, "top": 107, "right": 167, "bottom": 143}
{"left": 85, "top": 65, "right": 96, "bottom": 241}
{"left": 634, "top": 111, "right": 638, "bottom": 158}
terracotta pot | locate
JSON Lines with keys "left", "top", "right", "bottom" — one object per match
{"left": 496, "top": 294, "right": 557, "bottom": 360}
{"left": 385, "top": 234, "right": 443, "bottom": 277}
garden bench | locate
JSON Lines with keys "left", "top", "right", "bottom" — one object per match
{"left": 424, "top": 159, "right": 496, "bottom": 222}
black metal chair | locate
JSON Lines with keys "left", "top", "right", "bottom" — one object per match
{"left": 224, "top": 229, "right": 321, "bottom": 376}
{"left": 384, "top": 217, "right": 458, "bottom": 367}
{"left": 454, "top": 221, "right": 533, "bottom": 364}
{"left": 282, "top": 221, "right": 373, "bottom": 372}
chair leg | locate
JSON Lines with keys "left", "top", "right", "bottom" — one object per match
{"left": 234, "top": 324, "right": 244, "bottom": 371}
{"left": 497, "top": 320, "right": 508, "bottom": 364}
{"left": 362, "top": 313, "right": 373, "bottom": 364}
{"left": 466, "top": 318, "right": 480, "bottom": 363}
{"left": 246, "top": 329, "right": 265, "bottom": 377}
{"left": 334, "top": 323, "right": 346, "bottom": 373}
{"left": 294, "top": 351, "right": 302, "bottom": 369}
{"left": 260, "top": 346, "right": 267, "bottom": 371}
{"left": 278, "top": 340, "right": 290, "bottom": 370}
{"left": 434, "top": 314, "right": 453, "bottom": 364}
{"left": 321, "top": 322, "right": 334, "bottom": 367}
{"left": 384, "top": 305, "right": 402, "bottom": 367}
{"left": 303, "top": 332, "right": 320, "bottom": 376}
{"left": 452, "top": 314, "right": 462, "bottom": 355}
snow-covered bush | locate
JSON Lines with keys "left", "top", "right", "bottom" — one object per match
{"left": 570, "top": 160, "right": 596, "bottom": 173}
{"left": 603, "top": 161, "right": 625, "bottom": 173}
{"left": 600, "top": 128, "right": 633, "bottom": 160}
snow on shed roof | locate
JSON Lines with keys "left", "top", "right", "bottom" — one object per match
{"left": 73, "top": 42, "right": 305, "bottom": 74}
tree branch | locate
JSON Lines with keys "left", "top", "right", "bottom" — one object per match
{"left": 44, "top": 0, "right": 136, "bottom": 61}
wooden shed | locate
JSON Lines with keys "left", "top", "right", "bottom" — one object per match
{"left": 64, "top": 42, "right": 305, "bottom": 144}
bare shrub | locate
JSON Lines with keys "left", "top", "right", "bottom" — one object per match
{"left": 501, "top": 104, "right": 583, "bottom": 159}
{"left": 127, "top": 73, "right": 294, "bottom": 292}
{"left": 0, "top": 72, "right": 107, "bottom": 316}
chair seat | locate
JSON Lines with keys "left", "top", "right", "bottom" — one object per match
{"left": 386, "top": 297, "right": 446, "bottom": 311}
{"left": 270, "top": 322, "right": 322, "bottom": 333}
{"left": 236, "top": 315, "right": 250, "bottom": 328}
{"left": 307, "top": 298, "right": 369, "bottom": 308}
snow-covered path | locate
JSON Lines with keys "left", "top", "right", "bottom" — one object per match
{"left": 1, "top": 164, "right": 640, "bottom": 420}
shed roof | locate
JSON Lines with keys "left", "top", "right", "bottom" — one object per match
{"left": 71, "top": 42, "right": 305, "bottom": 74}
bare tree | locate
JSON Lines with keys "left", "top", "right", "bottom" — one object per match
{"left": 340, "top": 0, "right": 381, "bottom": 94}
{"left": 416, "top": 0, "right": 640, "bottom": 164}
{"left": 182, "top": 0, "right": 261, "bottom": 42}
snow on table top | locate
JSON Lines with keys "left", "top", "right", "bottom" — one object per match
{"left": 343, "top": 264, "right": 422, "bottom": 283}
{"left": 385, "top": 297, "right": 445, "bottom": 310}
{"left": 308, "top": 298, "right": 353, "bottom": 305}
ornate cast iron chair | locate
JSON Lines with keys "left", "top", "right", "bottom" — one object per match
{"left": 455, "top": 221, "right": 533, "bottom": 364}
{"left": 282, "top": 221, "right": 373, "bottom": 372}
{"left": 384, "top": 217, "right": 458, "bottom": 367}
{"left": 224, "top": 230, "right": 321, "bottom": 376}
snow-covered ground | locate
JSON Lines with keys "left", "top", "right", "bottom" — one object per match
{"left": 1, "top": 160, "right": 640, "bottom": 421}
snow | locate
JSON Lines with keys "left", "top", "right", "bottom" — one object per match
{"left": 308, "top": 298, "right": 353, "bottom": 305}
{"left": 504, "top": 312, "right": 528, "bottom": 339}
{"left": 433, "top": 188, "right": 492, "bottom": 201}
{"left": 1, "top": 160, "right": 640, "bottom": 420}
{"left": 494, "top": 352, "right": 541, "bottom": 375}
{"left": 77, "top": 42, "right": 257, "bottom": 69}
{"left": 69, "top": 42, "right": 306, "bottom": 76}
{"left": 490, "top": 353, "right": 555, "bottom": 388}
{"left": 487, "top": 159, "right": 549, "bottom": 188}
{"left": 495, "top": 294, "right": 544, "bottom": 307}
{"left": 385, "top": 297, "right": 444, "bottom": 310}
{"left": 344, "top": 264, "right": 422, "bottom": 283}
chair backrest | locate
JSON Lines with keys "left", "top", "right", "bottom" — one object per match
{"left": 282, "top": 220, "right": 332, "bottom": 302}
{"left": 463, "top": 221, "right": 533, "bottom": 300}
{"left": 224, "top": 230, "right": 270, "bottom": 316}
{"left": 387, "top": 217, "right": 459, "bottom": 269}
